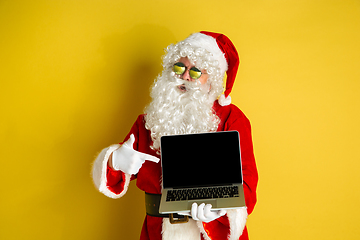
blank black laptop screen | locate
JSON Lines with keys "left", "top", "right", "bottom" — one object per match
{"left": 161, "top": 131, "right": 243, "bottom": 189}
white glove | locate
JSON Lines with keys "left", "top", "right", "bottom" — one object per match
{"left": 190, "top": 203, "right": 226, "bottom": 223}
{"left": 111, "top": 134, "right": 160, "bottom": 175}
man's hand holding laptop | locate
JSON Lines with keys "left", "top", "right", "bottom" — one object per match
{"left": 180, "top": 203, "right": 227, "bottom": 223}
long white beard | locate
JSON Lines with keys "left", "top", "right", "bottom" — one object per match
{"left": 144, "top": 71, "right": 220, "bottom": 152}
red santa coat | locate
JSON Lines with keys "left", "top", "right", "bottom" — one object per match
{"left": 92, "top": 100, "right": 258, "bottom": 240}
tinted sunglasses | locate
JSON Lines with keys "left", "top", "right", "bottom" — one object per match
{"left": 172, "top": 62, "right": 202, "bottom": 80}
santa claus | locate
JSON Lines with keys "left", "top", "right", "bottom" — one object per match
{"left": 92, "top": 31, "right": 258, "bottom": 240}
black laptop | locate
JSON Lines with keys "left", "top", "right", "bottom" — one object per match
{"left": 159, "top": 131, "right": 246, "bottom": 214}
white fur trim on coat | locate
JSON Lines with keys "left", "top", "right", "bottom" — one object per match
{"left": 91, "top": 144, "right": 131, "bottom": 199}
{"left": 227, "top": 207, "right": 248, "bottom": 240}
{"left": 197, "top": 207, "right": 248, "bottom": 240}
{"left": 162, "top": 218, "right": 201, "bottom": 240}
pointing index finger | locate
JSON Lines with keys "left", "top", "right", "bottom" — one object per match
{"left": 146, "top": 154, "right": 160, "bottom": 163}
{"left": 138, "top": 152, "right": 160, "bottom": 163}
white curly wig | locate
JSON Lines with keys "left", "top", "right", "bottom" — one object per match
{"left": 144, "top": 36, "right": 226, "bottom": 151}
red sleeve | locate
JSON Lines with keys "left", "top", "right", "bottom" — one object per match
{"left": 201, "top": 113, "right": 257, "bottom": 240}
{"left": 104, "top": 115, "right": 144, "bottom": 195}
{"left": 106, "top": 166, "right": 127, "bottom": 195}
{"left": 225, "top": 112, "right": 258, "bottom": 214}
{"left": 202, "top": 216, "right": 230, "bottom": 240}
{"left": 214, "top": 103, "right": 258, "bottom": 215}
{"left": 201, "top": 216, "right": 249, "bottom": 240}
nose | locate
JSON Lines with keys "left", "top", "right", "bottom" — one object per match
{"left": 181, "top": 69, "right": 193, "bottom": 81}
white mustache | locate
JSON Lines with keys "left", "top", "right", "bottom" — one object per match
{"left": 170, "top": 75, "right": 202, "bottom": 92}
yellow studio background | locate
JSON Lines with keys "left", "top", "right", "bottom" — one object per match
{"left": 0, "top": 0, "right": 359, "bottom": 239}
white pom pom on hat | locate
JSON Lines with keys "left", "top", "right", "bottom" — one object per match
{"left": 181, "top": 31, "right": 240, "bottom": 106}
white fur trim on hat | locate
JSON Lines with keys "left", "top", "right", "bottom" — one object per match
{"left": 218, "top": 94, "right": 232, "bottom": 106}
{"left": 182, "top": 33, "right": 228, "bottom": 75}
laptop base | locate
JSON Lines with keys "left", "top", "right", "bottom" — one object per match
{"left": 159, "top": 184, "right": 245, "bottom": 214}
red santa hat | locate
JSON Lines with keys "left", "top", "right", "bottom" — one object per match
{"left": 182, "top": 31, "right": 240, "bottom": 106}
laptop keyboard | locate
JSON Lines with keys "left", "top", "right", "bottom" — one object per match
{"left": 166, "top": 186, "right": 239, "bottom": 202}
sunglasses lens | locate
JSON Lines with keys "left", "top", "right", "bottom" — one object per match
{"left": 189, "top": 67, "right": 202, "bottom": 80}
{"left": 173, "top": 62, "right": 185, "bottom": 75}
